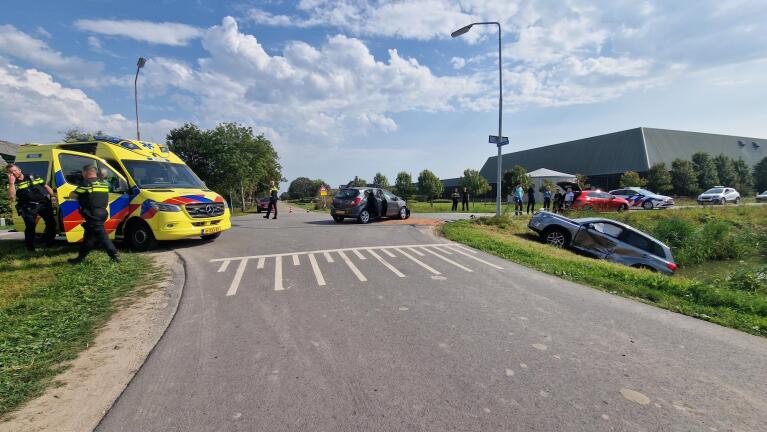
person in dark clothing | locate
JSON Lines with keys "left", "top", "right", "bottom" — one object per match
{"left": 461, "top": 187, "right": 469, "bottom": 211}
{"left": 526, "top": 185, "right": 536, "bottom": 214}
{"left": 365, "top": 189, "right": 379, "bottom": 219}
{"left": 556, "top": 191, "right": 565, "bottom": 213}
{"left": 6, "top": 164, "right": 57, "bottom": 251}
{"left": 451, "top": 188, "right": 460, "bottom": 211}
{"left": 543, "top": 188, "right": 552, "bottom": 211}
{"left": 264, "top": 181, "right": 279, "bottom": 219}
{"left": 68, "top": 164, "right": 120, "bottom": 263}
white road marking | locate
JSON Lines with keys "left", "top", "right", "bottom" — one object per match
{"left": 292, "top": 254, "right": 300, "bottom": 266}
{"left": 381, "top": 248, "right": 396, "bottom": 258}
{"left": 226, "top": 259, "right": 248, "bottom": 296}
{"left": 438, "top": 247, "right": 453, "bottom": 255}
{"left": 367, "top": 249, "right": 405, "bottom": 278}
{"left": 421, "top": 247, "right": 473, "bottom": 272}
{"left": 209, "top": 243, "right": 452, "bottom": 262}
{"left": 453, "top": 244, "right": 478, "bottom": 254}
{"left": 323, "top": 251, "right": 335, "bottom": 263}
{"left": 274, "top": 256, "right": 284, "bottom": 291}
{"left": 446, "top": 246, "right": 503, "bottom": 269}
{"left": 308, "top": 253, "right": 326, "bottom": 286}
{"left": 352, "top": 249, "right": 366, "bottom": 260}
{"left": 217, "top": 260, "right": 231, "bottom": 273}
{"left": 408, "top": 247, "right": 425, "bottom": 256}
{"left": 395, "top": 247, "right": 441, "bottom": 275}
{"left": 257, "top": 257, "right": 266, "bottom": 269}
{"left": 338, "top": 250, "right": 367, "bottom": 282}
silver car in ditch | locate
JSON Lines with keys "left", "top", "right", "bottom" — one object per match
{"left": 528, "top": 211, "right": 677, "bottom": 275}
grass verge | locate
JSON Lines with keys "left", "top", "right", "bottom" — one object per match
{"left": 407, "top": 201, "right": 499, "bottom": 214}
{"left": 0, "top": 241, "right": 150, "bottom": 417}
{"left": 442, "top": 217, "right": 767, "bottom": 338}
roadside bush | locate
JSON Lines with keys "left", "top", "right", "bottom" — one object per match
{"left": 722, "top": 266, "right": 767, "bottom": 294}
{"left": 653, "top": 218, "right": 696, "bottom": 250}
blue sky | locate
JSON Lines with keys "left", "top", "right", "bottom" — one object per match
{"left": 2, "top": 0, "right": 767, "bottom": 188}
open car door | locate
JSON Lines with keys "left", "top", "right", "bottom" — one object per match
{"left": 52, "top": 150, "right": 130, "bottom": 243}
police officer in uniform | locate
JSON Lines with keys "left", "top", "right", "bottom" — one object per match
{"left": 6, "top": 164, "right": 57, "bottom": 251}
{"left": 68, "top": 164, "right": 120, "bottom": 263}
{"left": 264, "top": 181, "right": 279, "bottom": 220}
{"left": 451, "top": 188, "right": 460, "bottom": 212}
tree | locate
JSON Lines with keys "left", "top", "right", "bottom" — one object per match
{"left": 691, "top": 152, "right": 719, "bottom": 190}
{"left": 62, "top": 128, "right": 105, "bottom": 142}
{"left": 348, "top": 176, "right": 368, "bottom": 187}
{"left": 754, "top": 157, "right": 767, "bottom": 193}
{"left": 714, "top": 154, "right": 737, "bottom": 187}
{"left": 670, "top": 159, "right": 698, "bottom": 196}
{"left": 539, "top": 178, "right": 556, "bottom": 194}
{"left": 372, "top": 172, "right": 390, "bottom": 189}
{"left": 646, "top": 162, "right": 673, "bottom": 194}
{"left": 619, "top": 171, "right": 648, "bottom": 188}
{"left": 288, "top": 177, "right": 317, "bottom": 199}
{"left": 732, "top": 158, "right": 754, "bottom": 195}
{"left": 575, "top": 173, "right": 591, "bottom": 190}
{"left": 417, "top": 169, "right": 443, "bottom": 205}
{"left": 394, "top": 172, "right": 413, "bottom": 198}
{"left": 501, "top": 165, "right": 530, "bottom": 197}
{"left": 460, "top": 169, "right": 490, "bottom": 207}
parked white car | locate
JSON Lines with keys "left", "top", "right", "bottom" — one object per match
{"left": 609, "top": 187, "right": 674, "bottom": 210}
{"left": 697, "top": 187, "right": 741, "bottom": 205}
{"left": 757, "top": 190, "right": 767, "bottom": 203}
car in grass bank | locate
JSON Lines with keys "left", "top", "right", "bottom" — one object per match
{"left": 756, "top": 190, "right": 767, "bottom": 203}
{"left": 697, "top": 187, "right": 740, "bottom": 205}
{"left": 557, "top": 181, "right": 629, "bottom": 212}
{"left": 608, "top": 187, "right": 674, "bottom": 210}
{"left": 528, "top": 211, "right": 677, "bottom": 275}
{"left": 330, "top": 187, "right": 409, "bottom": 223}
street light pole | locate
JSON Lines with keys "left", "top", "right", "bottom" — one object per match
{"left": 134, "top": 57, "right": 146, "bottom": 141}
{"left": 452, "top": 22, "right": 504, "bottom": 217}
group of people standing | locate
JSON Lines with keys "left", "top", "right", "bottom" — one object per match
{"left": 450, "top": 187, "right": 471, "bottom": 211}
{"left": 508, "top": 184, "right": 575, "bottom": 216}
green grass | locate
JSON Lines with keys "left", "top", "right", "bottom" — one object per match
{"left": 0, "top": 241, "right": 151, "bottom": 417}
{"left": 407, "top": 200, "right": 499, "bottom": 213}
{"left": 442, "top": 216, "right": 767, "bottom": 338}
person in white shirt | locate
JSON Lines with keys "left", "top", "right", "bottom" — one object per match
{"left": 564, "top": 188, "right": 575, "bottom": 209}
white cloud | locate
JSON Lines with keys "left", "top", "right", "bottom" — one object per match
{"left": 35, "top": 26, "right": 52, "bottom": 39}
{"left": 450, "top": 57, "right": 466, "bottom": 69}
{"left": 0, "top": 59, "right": 177, "bottom": 142}
{"left": 0, "top": 25, "right": 103, "bottom": 80}
{"left": 87, "top": 36, "right": 102, "bottom": 50}
{"left": 74, "top": 19, "right": 203, "bottom": 46}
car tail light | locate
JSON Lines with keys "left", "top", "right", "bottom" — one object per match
{"left": 352, "top": 197, "right": 362, "bottom": 206}
{"left": 667, "top": 262, "right": 678, "bottom": 272}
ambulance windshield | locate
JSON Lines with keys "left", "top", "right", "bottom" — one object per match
{"left": 123, "top": 160, "right": 206, "bottom": 189}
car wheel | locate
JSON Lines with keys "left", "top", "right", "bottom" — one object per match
{"left": 719, "top": 197, "right": 726, "bottom": 205}
{"left": 125, "top": 220, "right": 157, "bottom": 252}
{"left": 734, "top": 197, "right": 740, "bottom": 204}
{"left": 201, "top": 232, "right": 221, "bottom": 241}
{"left": 333, "top": 216, "right": 344, "bottom": 223}
{"left": 617, "top": 204, "right": 628, "bottom": 212}
{"left": 358, "top": 210, "right": 371, "bottom": 224}
{"left": 398, "top": 207, "right": 408, "bottom": 220}
{"left": 542, "top": 227, "right": 570, "bottom": 248}
{"left": 642, "top": 200, "right": 654, "bottom": 210}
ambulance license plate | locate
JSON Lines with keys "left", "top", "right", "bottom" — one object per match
{"left": 202, "top": 226, "right": 222, "bottom": 235}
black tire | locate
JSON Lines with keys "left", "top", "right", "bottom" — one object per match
{"left": 617, "top": 204, "right": 628, "bottom": 212}
{"left": 734, "top": 197, "right": 740, "bottom": 205}
{"left": 719, "top": 198, "right": 726, "bottom": 205}
{"left": 125, "top": 219, "right": 157, "bottom": 252}
{"left": 201, "top": 232, "right": 221, "bottom": 241}
{"left": 333, "top": 216, "right": 344, "bottom": 223}
{"left": 542, "top": 227, "right": 570, "bottom": 248}
{"left": 398, "top": 207, "right": 408, "bottom": 220}
{"left": 642, "top": 200, "right": 654, "bottom": 210}
{"left": 358, "top": 210, "right": 371, "bottom": 224}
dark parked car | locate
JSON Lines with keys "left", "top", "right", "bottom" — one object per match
{"left": 558, "top": 182, "right": 629, "bottom": 212}
{"left": 256, "top": 197, "right": 270, "bottom": 212}
{"left": 528, "top": 211, "right": 677, "bottom": 275}
{"left": 331, "top": 187, "right": 409, "bottom": 223}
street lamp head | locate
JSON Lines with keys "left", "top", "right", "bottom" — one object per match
{"left": 451, "top": 24, "right": 473, "bottom": 38}
{"left": 137, "top": 57, "right": 147, "bottom": 68}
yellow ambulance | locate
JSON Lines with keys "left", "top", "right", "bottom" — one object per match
{"left": 11, "top": 136, "right": 231, "bottom": 250}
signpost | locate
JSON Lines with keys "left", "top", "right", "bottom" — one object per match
{"left": 489, "top": 135, "right": 509, "bottom": 146}
{"left": 319, "top": 185, "right": 328, "bottom": 208}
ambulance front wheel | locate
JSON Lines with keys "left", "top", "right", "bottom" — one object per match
{"left": 125, "top": 220, "right": 157, "bottom": 252}
{"left": 201, "top": 232, "right": 221, "bottom": 241}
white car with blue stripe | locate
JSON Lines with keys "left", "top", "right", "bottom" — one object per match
{"left": 608, "top": 188, "right": 675, "bottom": 210}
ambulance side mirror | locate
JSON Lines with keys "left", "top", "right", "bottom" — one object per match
{"left": 116, "top": 178, "right": 129, "bottom": 194}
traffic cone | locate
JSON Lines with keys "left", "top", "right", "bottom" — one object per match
{"left": 289, "top": 207, "right": 293, "bottom": 213}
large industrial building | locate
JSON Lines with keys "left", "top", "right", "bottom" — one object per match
{"left": 453, "top": 127, "right": 766, "bottom": 195}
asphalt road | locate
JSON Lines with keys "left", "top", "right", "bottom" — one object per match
{"left": 75, "top": 211, "right": 767, "bottom": 431}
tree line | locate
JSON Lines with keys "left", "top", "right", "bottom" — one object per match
{"left": 619, "top": 153, "right": 767, "bottom": 196}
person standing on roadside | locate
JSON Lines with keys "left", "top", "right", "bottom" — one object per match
{"left": 461, "top": 187, "right": 470, "bottom": 211}
{"left": 543, "top": 188, "right": 552, "bottom": 211}
{"left": 6, "top": 164, "right": 57, "bottom": 251}
{"left": 451, "top": 188, "right": 460, "bottom": 211}
{"left": 526, "top": 184, "right": 536, "bottom": 214}
{"left": 564, "top": 187, "right": 575, "bottom": 210}
{"left": 264, "top": 181, "right": 279, "bottom": 220}
{"left": 68, "top": 164, "right": 120, "bottom": 264}
{"left": 514, "top": 183, "right": 524, "bottom": 216}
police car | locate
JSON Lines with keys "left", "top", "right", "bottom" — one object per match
{"left": 608, "top": 187, "right": 674, "bottom": 210}
{"left": 697, "top": 186, "right": 741, "bottom": 205}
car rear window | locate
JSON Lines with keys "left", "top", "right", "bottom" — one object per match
{"left": 335, "top": 189, "right": 360, "bottom": 199}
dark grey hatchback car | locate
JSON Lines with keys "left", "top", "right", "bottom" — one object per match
{"left": 331, "top": 187, "right": 410, "bottom": 223}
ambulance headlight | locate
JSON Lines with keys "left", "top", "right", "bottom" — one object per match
{"left": 150, "top": 201, "right": 181, "bottom": 212}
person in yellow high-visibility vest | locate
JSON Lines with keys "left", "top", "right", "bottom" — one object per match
{"left": 264, "top": 181, "right": 279, "bottom": 220}
{"left": 451, "top": 188, "right": 460, "bottom": 211}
